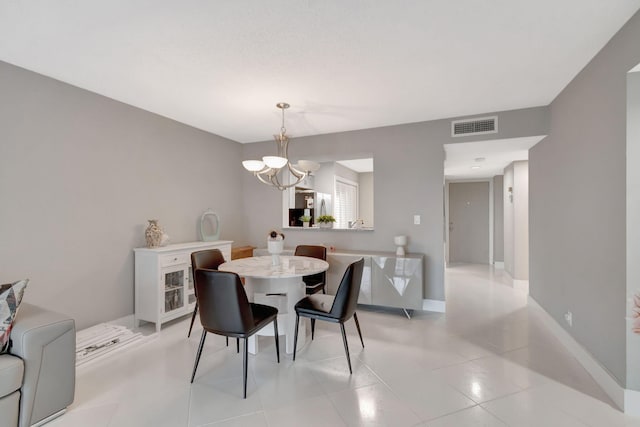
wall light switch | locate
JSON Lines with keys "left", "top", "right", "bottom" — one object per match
{"left": 414, "top": 215, "right": 421, "bottom": 225}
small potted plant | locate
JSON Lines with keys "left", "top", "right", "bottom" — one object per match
{"left": 299, "top": 215, "right": 312, "bottom": 228}
{"left": 317, "top": 215, "right": 336, "bottom": 229}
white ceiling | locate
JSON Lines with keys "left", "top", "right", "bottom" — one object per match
{"left": 0, "top": 1, "right": 638, "bottom": 144}
{"left": 444, "top": 136, "right": 545, "bottom": 180}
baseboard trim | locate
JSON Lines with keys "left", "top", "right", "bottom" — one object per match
{"left": 528, "top": 296, "right": 625, "bottom": 411}
{"left": 625, "top": 389, "right": 640, "bottom": 417}
{"left": 32, "top": 409, "right": 67, "bottom": 427}
{"left": 513, "top": 279, "right": 529, "bottom": 293}
{"left": 494, "top": 261, "right": 505, "bottom": 268}
{"left": 423, "top": 299, "right": 446, "bottom": 312}
{"left": 503, "top": 270, "right": 529, "bottom": 294}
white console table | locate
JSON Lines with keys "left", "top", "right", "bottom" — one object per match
{"left": 327, "top": 251, "right": 423, "bottom": 318}
{"left": 134, "top": 241, "right": 233, "bottom": 332}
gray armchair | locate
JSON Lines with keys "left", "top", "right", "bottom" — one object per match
{"left": 0, "top": 303, "right": 75, "bottom": 426}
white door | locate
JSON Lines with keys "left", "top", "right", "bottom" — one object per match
{"left": 449, "top": 182, "right": 490, "bottom": 264}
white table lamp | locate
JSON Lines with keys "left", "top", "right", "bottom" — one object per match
{"left": 394, "top": 235, "right": 407, "bottom": 256}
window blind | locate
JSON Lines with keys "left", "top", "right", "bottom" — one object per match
{"left": 335, "top": 179, "right": 358, "bottom": 228}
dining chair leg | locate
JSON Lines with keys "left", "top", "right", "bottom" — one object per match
{"left": 187, "top": 303, "right": 198, "bottom": 338}
{"left": 310, "top": 318, "right": 316, "bottom": 340}
{"left": 226, "top": 337, "right": 229, "bottom": 346}
{"left": 191, "top": 330, "right": 207, "bottom": 383}
{"left": 242, "top": 337, "right": 248, "bottom": 399}
{"left": 353, "top": 312, "right": 364, "bottom": 348}
{"left": 293, "top": 313, "right": 300, "bottom": 361}
{"left": 340, "top": 323, "right": 353, "bottom": 374}
{"left": 273, "top": 318, "right": 280, "bottom": 363}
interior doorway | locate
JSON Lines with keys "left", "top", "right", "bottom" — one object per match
{"left": 443, "top": 137, "right": 542, "bottom": 272}
{"left": 447, "top": 181, "right": 490, "bottom": 264}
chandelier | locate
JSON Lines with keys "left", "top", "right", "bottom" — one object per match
{"left": 242, "top": 102, "right": 320, "bottom": 190}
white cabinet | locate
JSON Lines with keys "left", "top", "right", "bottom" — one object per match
{"left": 134, "top": 241, "right": 232, "bottom": 332}
{"left": 326, "top": 254, "right": 373, "bottom": 304}
{"left": 369, "top": 255, "right": 423, "bottom": 311}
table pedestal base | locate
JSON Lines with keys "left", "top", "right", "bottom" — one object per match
{"left": 244, "top": 276, "right": 305, "bottom": 354}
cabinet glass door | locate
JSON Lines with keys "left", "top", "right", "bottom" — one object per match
{"left": 163, "top": 269, "right": 185, "bottom": 314}
{"left": 187, "top": 267, "right": 196, "bottom": 306}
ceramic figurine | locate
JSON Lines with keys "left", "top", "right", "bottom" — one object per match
{"left": 145, "top": 219, "right": 165, "bottom": 248}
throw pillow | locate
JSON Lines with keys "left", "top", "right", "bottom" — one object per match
{"left": 0, "top": 279, "right": 28, "bottom": 353}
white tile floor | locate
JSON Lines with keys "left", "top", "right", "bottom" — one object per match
{"left": 49, "top": 264, "right": 640, "bottom": 426}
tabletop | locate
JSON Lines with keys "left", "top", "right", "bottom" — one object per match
{"left": 219, "top": 255, "right": 328, "bottom": 279}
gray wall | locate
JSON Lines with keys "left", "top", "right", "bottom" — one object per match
{"left": 503, "top": 161, "right": 529, "bottom": 280}
{"left": 334, "top": 162, "right": 359, "bottom": 183}
{"left": 513, "top": 161, "right": 529, "bottom": 280}
{"left": 314, "top": 162, "right": 334, "bottom": 195}
{"left": 503, "top": 165, "right": 515, "bottom": 275}
{"left": 0, "top": 61, "right": 246, "bottom": 330}
{"left": 627, "top": 70, "right": 640, "bottom": 389}
{"left": 242, "top": 123, "right": 445, "bottom": 301}
{"left": 444, "top": 107, "right": 549, "bottom": 145}
{"left": 529, "top": 11, "right": 640, "bottom": 386}
{"left": 359, "top": 172, "right": 374, "bottom": 227}
{"left": 493, "top": 175, "right": 504, "bottom": 263}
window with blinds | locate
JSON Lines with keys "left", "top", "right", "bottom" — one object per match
{"left": 334, "top": 178, "right": 359, "bottom": 228}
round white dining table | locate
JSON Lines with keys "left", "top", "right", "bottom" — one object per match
{"left": 219, "top": 255, "right": 329, "bottom": 354}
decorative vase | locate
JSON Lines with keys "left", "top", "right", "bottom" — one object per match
{"left": 145, "top": 219, "right": 164, "bottom": 248}
{"left": 303, "top": 222, "right": 310, "bottom": 228}
{"left": 394, "top": 235, "right": 407, "bottom": 256}
{"left": 199, "top": 210, "right": 220, "bottom": 241}
{"left": 267, "top": 240, "right": 284, "bottom": 266}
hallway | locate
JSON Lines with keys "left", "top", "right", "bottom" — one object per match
{"left": 442, "top": 264, "right": 620, "bottom": 420}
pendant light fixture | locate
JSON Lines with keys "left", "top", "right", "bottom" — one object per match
{"left": 242, "top": 102, "right": 320, "bottom": 190}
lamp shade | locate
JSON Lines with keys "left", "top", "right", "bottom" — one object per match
{"left": 263, "top": 156, "right": 288, "bottom": 169}
{"left": 242, "top": 160, "right": 265, "bottom": 172}
{"left": 394, "top": 235, "right": 407, "bottom": 246}
{"left": 297, "top": 160, "right": 321, "bottom": 173}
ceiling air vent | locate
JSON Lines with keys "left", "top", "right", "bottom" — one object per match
{"left": 451, "top": 116, "right": 498, "bottom": 137}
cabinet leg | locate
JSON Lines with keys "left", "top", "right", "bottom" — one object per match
{"left": 402, "top": 308, "right": 412, "bottom": 319}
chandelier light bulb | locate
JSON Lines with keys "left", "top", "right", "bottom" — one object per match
{"left": 263, "top": 156, "right": 288, "bottom": 169}
{"left": 242, "top": 160, "right": 265, "bottom": 172}
{"left": 297, "top": 159, "right": 321, "bottom": 173}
